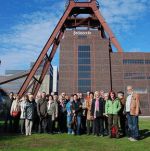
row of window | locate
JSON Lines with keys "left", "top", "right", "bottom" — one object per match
{"left": 123, "top": 59, "right": 150, "bottom": 64}
{"left": 124, "top": 73, "right": 150, "bottom": 80}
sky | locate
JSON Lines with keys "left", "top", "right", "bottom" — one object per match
{"left": 0, "top": 0, "right": 150, "bottom": 75}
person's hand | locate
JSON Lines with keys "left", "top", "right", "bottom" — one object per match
{"left": 105, "top": 114, "right": 108, "bottom": 117}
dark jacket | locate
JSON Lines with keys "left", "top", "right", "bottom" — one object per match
{"left": 25, "top": 101, "right": 36, "bottom": 120}
{"left": 72, "top": 100, "right": 82, "bottom": 116}
{"left": 91, "top": 98, "right": 104, "bottom": 118}
{"left": 37, "top": 98, "right": 47, "bottom": 117}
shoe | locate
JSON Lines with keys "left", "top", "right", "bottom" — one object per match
{"left": 130, "top": 138, "right": 138, "bottom": 142}
{"left": 128, "top": 137, "right": 132, "bottom": 140}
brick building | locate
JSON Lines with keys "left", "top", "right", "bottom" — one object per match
{"left": 59, "top": 30, "right": 150, "bottom": 115}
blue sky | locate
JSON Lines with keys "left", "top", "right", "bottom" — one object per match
{"left": 0, "top": 0, "right": 150, "bottom": 75}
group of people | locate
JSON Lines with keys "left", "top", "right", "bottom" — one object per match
{"left": 2, "top": 85, "right": 141, "bottom": 141}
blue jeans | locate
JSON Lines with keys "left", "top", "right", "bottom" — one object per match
{"left": 77, "top": 116, "right": 81, "bottom": 135}
{"left": 67, "top": 115, "right": 72, "bottom": 134}
{"left": 126, "top": 113, "right": 139, "bottom": 139}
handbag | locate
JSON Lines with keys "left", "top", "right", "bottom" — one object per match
{"left": 12, "top": 111, "right": 20, "bottom": 117}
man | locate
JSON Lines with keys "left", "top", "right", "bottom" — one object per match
{"left": 53, "top": 94, "right": 59, "bottom": 133}
{"left": 125, "top": 86, "right": 140, "bottom": 141}
{"left": 72, "top": 94, "right": 82, "bottom": 135}
{"left": 91, "top": 91, "right": 104, "bottom": 137}
{"left": 37, "top": 92, "right": 47, "bottom": 133}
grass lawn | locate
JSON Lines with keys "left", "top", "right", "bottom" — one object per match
{"left": 0, "top": 119, "right": 150, "bottom": 151}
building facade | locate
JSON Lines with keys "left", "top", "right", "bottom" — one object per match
{"left": 0, "top": 63, "right": 53, "bottom": 94}
{"left": 59, "top": 30, "right": 150, "bottom": 115}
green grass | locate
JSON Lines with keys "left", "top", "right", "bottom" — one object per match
{"left": 0, "top": 119, "right": 150, "bottom": 151}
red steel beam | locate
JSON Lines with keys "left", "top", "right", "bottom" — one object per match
{"left": 32, "top": 30, "right": 64, "bottom": 97}
{"left": 17, "top": 0, "right": 123, "bottom": 98}
{"left": 92, "top": 8, "right": 123, "bottom": 52}
{"left": 18, "top": 4, "right": 73, "bottom": 97}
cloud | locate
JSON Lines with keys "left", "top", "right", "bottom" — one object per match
{"left": 0, "top": 1, "right": 64, "bottom": 75}
{"left": 0, "top": 0, "right": 150, "bottom": 75}
{"left": 99, "top": 0, "right": 150, "bottom": 34}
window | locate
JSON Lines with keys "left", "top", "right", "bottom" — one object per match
{"left": 78, "top": 80, "right": 91, "bottom": 86}
{"left": 78, "top": 65, "right": 91, "bottom": 71}
{"left": 78, "top": 45, "right": 90, "bottom": 52}
{"left": 134, "top": 88, "right": 148, "bottom": 94}
{"left": 78, "top": 51, "right": 90, "bottom": 58}
{"left": 145, "top": 60, "right": 150, "bottom": 64}
{"left": 78, "top": 86, "right": 91, "bottom": 93}
{"left": 124, "top": 73, "right": 146, "bottom": 80}
{"left": 78, "top": 45, "right": 91, "bottom": 93}
{"left": 78, "top": 72, "right": 91, "bottom": 78}
{"left": 123, "top": 59, "right": 150, "bottom": 64}
{"left": 78, "top": 59, "right": 90, "bottom": 64}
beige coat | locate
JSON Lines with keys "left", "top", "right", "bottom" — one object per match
{"left": 129, "top": 93, "right": 140, "bottom": 116}
{"left": 86, "top": 97, "right": 93, "bottom": 120}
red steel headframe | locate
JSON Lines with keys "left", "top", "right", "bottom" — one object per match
{"left": 18, "top": 0, "right": 123, "bottom": 98}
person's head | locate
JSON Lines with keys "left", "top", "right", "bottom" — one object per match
{"left": 65, "top": 95, "right": 69, "bottom": 100}
{"left": 15, "top": 94, "right": 20, "bottom": 100}
{"left": 36, "top": 92, "right": 42, "bottom": 99}
{"left": 29, "top": 94, "right": 34, "bottom": 102}
{"left": 24, "top": 94, "right": 29, "bottom": 101}
{"left": 86, "top": 91, "right": 90, "bottom": 97}
{"left": 104, "top": 93, "right": 109, "bottom": 101}
{"left": 89, "top": 92, "right": 94, "bottom": 99}
{"left": 117, "top": 91, "right": 124, "bottom": 100}
{"left": 61, "top": 92, "right": 66, "bottom": 99}
{"left": 109, "top": 91, "right": 116, "bottom": 100}
{"left": 100, "top": 90, "right": 105, "bottom": 98}
{"left": 77, "top": 93, "right": 80, "bottom": 98}
{"left": 127, "top": 86, "right": 133, "bottom": 95}
{"left": 79, "top": 93, "right": 83, "bottom": 99}
{"left": 59, "top": 95, "right": 63, "bottom": 102}
{"left": 49, "top": 95, "right": 53, "bottom": 101}
{"left": 41, "top": 92, "right": 46, "bottom": 99}
{"left": 94, "top": 91, "right": 100, "bottom": 99}
{"left": 73, "top": 94, "right": 78, "bottom": 101}
{"left": 9, "top": 92, "right": 14, "bottom": 99}
{"left": 53, "top": 95, "right": 58, "bottom": 101}
{"left": 70, "top": 94, "right": 74, "bottom": 102}
{"left": 51, "top": 92, "right": 54, "bottom": 96}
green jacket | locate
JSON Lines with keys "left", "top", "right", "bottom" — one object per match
{"left": 105, "top": 98, "right": 121, "bottom": 115}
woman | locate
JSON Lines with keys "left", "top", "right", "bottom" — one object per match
{"left": 66, "top": 95, "right": 74, "bottom": 134}
{"left": 86, "top": 92, "right": 94, "bottom": 135}
{"left": 20, "top": 95, "right": 28, "bottom": 134}
{"left": 25, "top": 94, "right": 35, "bottom": 136}
{"left": 47, "top": 95, "right": 58, "bottom": 134}
{"left": 103, "top": 93, "right": 109, "bottom": 135}
{"left": 10, "top": 94, "right": 21, "bottom": 133}
{"left": 105, "top": 91, "right": 121, "bottom": 138}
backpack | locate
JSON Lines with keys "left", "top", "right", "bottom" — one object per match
{"left": 111, "top": 125, "right": 119, "bottom": 138}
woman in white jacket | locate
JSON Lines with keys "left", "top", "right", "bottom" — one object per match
{"left": 10, "top": 94, "right": 21, "bottom": 133}
{"left": 20, "top": 95, "right": 28, "bottom": 134}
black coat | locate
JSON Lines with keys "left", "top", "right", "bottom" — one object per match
{"left": 91, "top": 98, "right": 104, "bottom": 118}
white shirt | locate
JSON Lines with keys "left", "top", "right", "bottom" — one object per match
{"left": 126, "top": 93, "right": 133, "bottom": 112}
